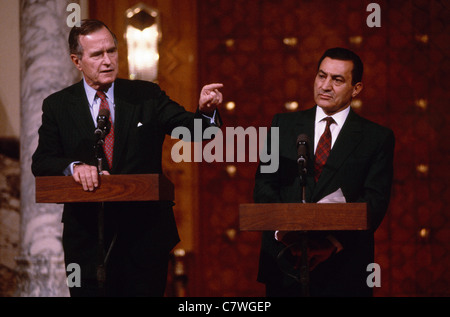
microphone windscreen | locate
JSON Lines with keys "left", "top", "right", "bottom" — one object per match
{"left": 297, "top": 134, "right": 309, "bottom": 147}
{"left": 98, "top": 108, "right": 110, "bottom": 117}
{"left": 297, "top": 134, "right": 309, "bottom": 165}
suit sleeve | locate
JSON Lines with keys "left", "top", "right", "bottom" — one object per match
{"left": 254, "top": 114, "right": 282, "bottom": 203}
{"left": 361, "top": 128, "right": 395, "bottom": 231}
{"left": 332, "top": 127, "right": 395, "bottom": 248}
{"left": 153, "top": 87, "right": 221, "bottom": 136}
{"left": 31, "top": 98, "right": 75, "bottom": 176}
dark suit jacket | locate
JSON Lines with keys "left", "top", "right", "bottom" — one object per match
{"left": 254, "top": 106, "right": 395, "bottom": 296}
{"left": 32, "top": 78, "right": 220, "bottom": 279}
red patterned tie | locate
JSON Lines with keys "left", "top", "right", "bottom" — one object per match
{"left": 96, "top": 91, "right": 114, "bottom": 169}
{"left": 314, "top": 117, "right": 335, "bottom": 182}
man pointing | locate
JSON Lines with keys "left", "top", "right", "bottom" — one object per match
{"left": 32, "top": 19, "right": 223, "bottom": 297}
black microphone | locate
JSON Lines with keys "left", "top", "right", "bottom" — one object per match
{"left": 296, "top": 134, "right": 310, "bottom": 168}
{"left": 95, "top": 108, "right": 110, "bottom": 136}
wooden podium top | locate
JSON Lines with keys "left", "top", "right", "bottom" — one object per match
{"left": 35, "top": 174, "right": 174, "bottom": 203}
{"left": 239, "top": 203, "right": 368, "bottom": 231}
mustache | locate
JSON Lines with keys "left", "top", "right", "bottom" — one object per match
{"left": 318, "top": 91, "right": 334, "bottom": 97}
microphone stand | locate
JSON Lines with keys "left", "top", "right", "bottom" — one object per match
{"left": 93, "top": 125, "right": 118, "bottom": 296}
{"left": 298, "top": 158, "right": 307, "bottom": 204}
{"left": 276, "top": 136, "right": 311, "bottom": 297}
{"left": 297, "top": 159, "right": 310, "bottom": 297}
{"left": 276, "top": 158, "right": 310, "bottom": 297}
{"left": 94, "top": 124, "right": 122, "bottom": 295}
{"left": 94, "top": 128, "right": 107, "bottom": 296}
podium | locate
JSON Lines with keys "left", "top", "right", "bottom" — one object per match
{"left": 35, "top": 174, "right": 174, "bottom": 295}
{"left": 239, "top": 202, "right": 367, "bottom": 296}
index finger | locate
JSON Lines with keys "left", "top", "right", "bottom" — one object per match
{"left": 203, "top": 83, "right": 224, "bottom": 91}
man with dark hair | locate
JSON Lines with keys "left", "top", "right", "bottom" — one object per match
{"left": 32, "top": 19, "right": 223, "bottom": 297}
{"left": 255, "top": 47, "right": 394, "bottom": 297}
{"left": 317, "top": 47, "right": 364, "bottom": 85}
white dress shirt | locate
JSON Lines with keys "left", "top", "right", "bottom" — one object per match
{"left": 313, "top": 105, "right": 350, "bottom": 154}
{"left": 83, "top": 79, "right": 115, "bottom": 125}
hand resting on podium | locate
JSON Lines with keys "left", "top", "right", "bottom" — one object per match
{"left": 72, "top": 163, "right": 110, "bottom": 192}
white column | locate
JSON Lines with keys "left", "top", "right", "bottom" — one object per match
{"left": 17, "top": 0, "right": 81, "bottom": 297}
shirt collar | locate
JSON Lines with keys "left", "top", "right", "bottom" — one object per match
{"left": 83, "top": 78, "right": 115, "bottom": 107}
{"left": 315, "top": 105, "right": 350, "bottom": 127}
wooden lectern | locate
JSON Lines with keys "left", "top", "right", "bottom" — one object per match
{"left": 35, "top": 174, "right": 174, "bottom": 295}
{"left": 239, "top": 202, "right": 367, "bottom": 296}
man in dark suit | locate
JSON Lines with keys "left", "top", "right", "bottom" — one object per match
{"left": 32, "top": 20, "right": 223, "bottom": 297}
{"left": 255, "top": 48, "right": 395, "bottom": 297}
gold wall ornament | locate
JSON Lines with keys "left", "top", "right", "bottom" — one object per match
{"left": 226, "top": 165, "right": 237, "bottom": 177}
{"left": 283, "top": 37, "right": 298, "bottom": 47}
{"left": 284, "top": 101, "right": 299, "bottom": 111}
{"left": 348, "top": 35, "right": 363, "bottom": 46}
{"left": 415, "top": 98, "right": 428, "bottom": 110}
{"left": 225, "top": 101, "right": 236, "bottom": 111}
{"left": 351, "top": 99, "right": 363, "bottom": 110}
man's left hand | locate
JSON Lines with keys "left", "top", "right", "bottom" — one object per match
{"left": 279, "top": 233, "right": 337, "bottom": 271}
{"left": 307, "top": 238, "right": 337, "bottom": 271}
{"left": 199, "top": 83, "right": 224, "bottom": 116}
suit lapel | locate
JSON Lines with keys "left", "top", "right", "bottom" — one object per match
{"left": 67, "top": 80, "right": 96, "bottom": 142}
{"left": 112, "top": 82, "right": 137, "bottom": 171}
{"left": 312, "top": 109, "right": 363, "bottom": 201}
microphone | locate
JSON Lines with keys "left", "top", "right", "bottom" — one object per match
{"left": 296, "top": 134, "right": 309, "bottom": 168}
{"left": 95, "top": 108, "right": 110, "bottom": 136}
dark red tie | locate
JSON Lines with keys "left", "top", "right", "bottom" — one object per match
{"left": 97, "top": 91, "right": 114, "bottom": 169}
{"left": 314, "top": 117, "right": 335, "bottom": 182}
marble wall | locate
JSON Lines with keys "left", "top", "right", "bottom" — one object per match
{"left": 16, "top": 0, "right": 81, "bottom": 297}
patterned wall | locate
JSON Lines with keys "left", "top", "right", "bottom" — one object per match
{"left": 196, "top": 0, "right": 450, "bottom": 297}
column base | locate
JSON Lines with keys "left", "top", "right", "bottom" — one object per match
{"left": 15, "top": 254, "right": 69, "bottom": 297}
